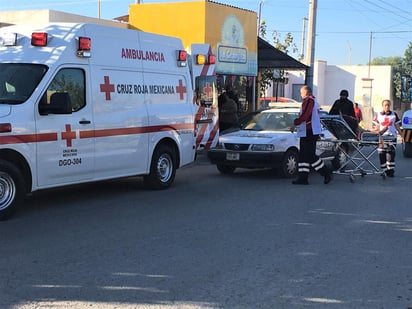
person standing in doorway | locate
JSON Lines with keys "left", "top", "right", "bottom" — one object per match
{"left": 225, "top": 85, "right": 241, "bottom": 117}
{"left": 373, "top": 99, "right": 403, "bottom": 177}
{"left": 290, "top": 85, "right": 332, "bottom": 185}
{"left": 218, "top": 92, "right": 238, "bottom": 132}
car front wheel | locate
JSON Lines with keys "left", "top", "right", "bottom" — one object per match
{"left": 281, "top": 149, "right": 298, "bottom": 178}
{"left": 216, "top": 164, "right": 236, "bottom": 174}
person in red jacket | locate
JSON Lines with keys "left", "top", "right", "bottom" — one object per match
{"left": 353, "top": 102, "right": 363, "bottom": 123}
{"left": 290, "top": 85, "right": 332, "bottom": 185}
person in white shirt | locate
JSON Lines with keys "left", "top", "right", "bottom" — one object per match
{"left": 373, "top": 99, "right": 403, "bottom": 177}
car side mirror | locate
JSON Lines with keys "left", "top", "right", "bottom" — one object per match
{"left": 39, "top": 92, "right": 72, "bottom": 115}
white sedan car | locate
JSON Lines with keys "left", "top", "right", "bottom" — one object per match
{"left": 208, "top": 107, "right": 340, "bottom": 177}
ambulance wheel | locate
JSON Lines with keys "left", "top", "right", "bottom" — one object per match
{"left": 0, "top": 161, "right": 25, "bottom": 221}
{"left": 403, "top": 142, "right": 412, "bottom": 158}
{"left": 144, "top": 144, "right": 176, "bottom": 190}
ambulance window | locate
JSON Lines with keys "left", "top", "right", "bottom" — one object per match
{"left": 0, "top": 63, "right": 47, "bottom": 104}
{"left": 195, "top": 76, "right": 217, "bottom": 107}
{"left": 46, "top": 68, "right": 85, "bottom": 112}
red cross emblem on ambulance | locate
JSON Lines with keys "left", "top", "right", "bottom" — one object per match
{"left": 100, "top": 76, "right": 115, "bottom": 100}
{"left": 203, "top": 82, "right": 212, "bottom": 99}
{"left": 176, "top": 80, "right": 187, "bottom": 100}
{"left": 61, "top": 124, "right": 76, "bottom": 147}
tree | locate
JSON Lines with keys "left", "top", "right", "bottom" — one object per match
{"left": 272, "top": 31, "right": 298, "bottom": 55}
{"left": 258, "top": 22, "right": 297, "bottom": 98}
{"left": 371, "top": 43, "right": 412, "bottom": 107}
{"left": 400, "top": 42, "right": 412, "bottom": 104}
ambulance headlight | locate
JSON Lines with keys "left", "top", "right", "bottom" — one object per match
{"left": 251, "top": 144, "right": 274, "bottom": 151}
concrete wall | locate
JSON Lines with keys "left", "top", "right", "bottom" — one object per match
{"left": 265, "top": 61, "right": 393, "bottom": 129}
{"left": 0, "top": 10, "right": 128, "bottom": 29}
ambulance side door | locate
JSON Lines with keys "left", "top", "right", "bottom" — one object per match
{"left": 35, "top": 66, "right": 95, "bottom": 186}
{"left": 91, "top": 68, "right": 149, "bottom": 178}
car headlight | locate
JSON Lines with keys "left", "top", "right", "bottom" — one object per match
{"left": 251, "top": 144, "right": 275, "bottom": 151}
{"left": 214, "top": 142, "right": 224, "bottom": 149}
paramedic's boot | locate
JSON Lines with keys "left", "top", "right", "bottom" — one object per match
{"left": 385, "top": 169, "right": 394, "bottom": 177}
{"left": 319, "top": 166, "right": 332, "bottom": 184}
{"left": 292, "top": 172, "right": 309, "bottom": 185}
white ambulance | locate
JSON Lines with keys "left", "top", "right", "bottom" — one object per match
{"left": 402, "top": 109, "right": 412, "bottom": 157}
{"left": 0, "top": 22, "right": 218, "bottom": 220}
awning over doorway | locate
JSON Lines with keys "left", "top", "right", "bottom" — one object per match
{"left": 258, "top": 37, "right": 308, "bottom": 70}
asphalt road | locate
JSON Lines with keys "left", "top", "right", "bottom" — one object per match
{"left": 1, "top": 147, "right": 412, "bottom": 309}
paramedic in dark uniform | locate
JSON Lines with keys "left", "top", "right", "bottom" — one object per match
{"left": 329, "top": 89, "right": 358, "bottom": 133}
{"left": 373, "top": 99, "right": 403, "bottom": 177}
{"left": 290, "top": 85, "right": 332, "bottom": 185}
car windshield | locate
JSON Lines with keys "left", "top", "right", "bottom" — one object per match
{"left": 242, "top": 111, "right": 298, "bottom": 131}
{"left": 0, "top": 63, "right": 48, "bottom": 104}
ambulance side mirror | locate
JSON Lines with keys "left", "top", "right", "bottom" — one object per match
{"left": 39, "top": 92, "right": 72, "bottom": 115}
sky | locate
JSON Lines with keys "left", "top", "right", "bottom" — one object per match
{"left": 1, "top": 0, "right": 411, "bottom": 65}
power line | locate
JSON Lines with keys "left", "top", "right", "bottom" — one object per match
{"left": 372, "top": 0, "right": 412, "bottom": 21}
{"left": 266, "top": 29, "right": 412, "bottom": 35}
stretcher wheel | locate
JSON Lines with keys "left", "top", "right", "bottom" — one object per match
{"left": 349, "top": 174, "right": 355, "bottom": 183}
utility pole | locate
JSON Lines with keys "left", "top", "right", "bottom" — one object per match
{"left": 347, "top": 41, "right": 352, "bottom": 65}
{"left": 305, "top": 0, "right": 317, "bottom": 89}
{"left": 258, "top": 1, "right": 264, "bottom": 36}
{"left": 299, "top": 17, "right": 308, "bottom": 61}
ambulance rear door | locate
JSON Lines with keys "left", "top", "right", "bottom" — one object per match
{"left": 188, "top": 44, "right": 218, "bottom": 151}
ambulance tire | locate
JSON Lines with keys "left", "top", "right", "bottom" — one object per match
{"left": 144, "top": 144, "right": 176, "bottom": 190}
{"left": 403, "top": 142, "right": 412, "bottom": 158}
{"left": 0, "top": 161, "right": 25, "bottom": 221}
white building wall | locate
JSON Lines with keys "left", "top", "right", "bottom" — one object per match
{"left": 341, "top": 65, "right": 392, "bottom": 109}
{"left": 317, "top": 63, "right": 392, "bottom": 129}
{"left": 313, "top": 60, "right": 327, "bottom": 106}
{"left": 273, "top": 61, "right": 393, "bottom": 129}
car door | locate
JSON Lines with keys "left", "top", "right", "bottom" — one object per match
{"left": 35, "top": 66, "right": 95, "bottom": 186}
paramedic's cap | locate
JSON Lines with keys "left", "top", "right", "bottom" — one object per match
{"left": 340, "top": 90, "right": 349, "bottom": 97}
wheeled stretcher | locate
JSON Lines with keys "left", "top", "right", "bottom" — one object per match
{"left": 320, "top": 115, "right": 395, "bottom": 182}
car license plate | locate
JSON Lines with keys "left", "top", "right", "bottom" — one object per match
{"left": 226, "top": 152, "right": 240, "bottom": 160}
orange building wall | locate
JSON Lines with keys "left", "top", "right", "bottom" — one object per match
{"left": 129, "top": 1, "right": 206, "bottom": 49}
{"left": 129, "top": 0, "right": 257, "bottom": 76}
